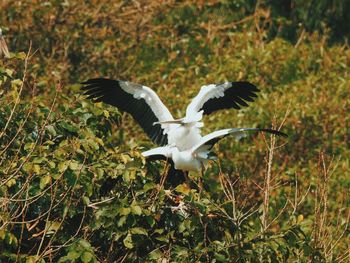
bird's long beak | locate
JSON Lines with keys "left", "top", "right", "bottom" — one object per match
{"left": 153, "top": 119, "right": 184, "bottom": 125}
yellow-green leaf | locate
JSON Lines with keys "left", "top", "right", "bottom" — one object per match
{"left": 69, "top": 161, "right": 80, "bottom": 170}
{"left": 175, "top": 183, "right": 191, "bottom": 195}
{"left": 123, "top": 233, "right": 133, "bottom": 249}
{"left": 119, "top": 207, "right": 131, "bottom": 216}
{"left": 131, "top": 205, "right": 142, "bottom": 215}
{"left": 130, "top": 227, "right": 148, "bottom": 236}
{"left": 40, "top": 175, "right": 51, "bottom": 189}
{"left": 58, "top": 162, "right": 68, "bottom": 173}
{"left": 103, "top": 110, "right": 110, "bottom": 118}
{"left": 82, "top": 196, "right": 90, "bottom": 205}
{"left": 45, "top": 221, "right": 60, "bottom": 235}
{"left": 33, "top": 164, "right": 41, "bottom": 174}
{"left": 81, "top": 252, "right": 93, "bottom": 263}
{"left": 6, "top": 178, "right": 16, "bottom": 188}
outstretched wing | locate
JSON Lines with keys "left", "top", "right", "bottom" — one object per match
{"left": 186, "top": 82, "right": 259, "bottom": 117}
{"left": 81, "top": 78, "right": 174, "bottom": 145}
{"left": 192, "top": 128, "right": 287, "bottom": 153}
{"left": 142, "top": 146, "right": 171, "bottom": 161}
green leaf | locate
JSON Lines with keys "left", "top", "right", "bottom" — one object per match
{"left": 79, "top": 239, "right": 92, "bottom": 250}
{"left": 46, "top": 125, "right": 57, "bottom": 136}
{"left": 60, "top": 122, "right": 78, "bottom": 133}
{"left": 33, "top": 164, "right": 41, "bottom": 174}
{"left": 6, "top": 178, "right": 16, "bottom": 188}
{"left": 154, "top": 229, "right": 164, "bottom": 234}
{"left": 25, "top": 256, "right": 44, "bottom": 263}
{"left": 146, "top": 216, "right": 156, "bottom": 227}
{"left": 24, "top": 142, "right": 34, "bottom": 151}
{"left": 11, "top": 78, "right": 23, "bottom": 87}
{"left": 148, "top": 249, "right": 164, "bottom": 260}
{"left": 130, "top": 227, "right": 148, "bottom": 236}
{"left": 82, "top": 196, "right": 90, "bottom": 205}
{"left": 81, "top": 252, "right": 93, "bottom": 263}
{"left": 45, "top": 221, "right": 61, "bottom": 235}
{"left": 48, "top": 161, "right": 56, "bottom": 169}
{"left": 8, "top": 235, "right": 17, "bottom": 246}
{"left": 175, "top": 183, "right": 191, "bottom": 195}
{"left": 103, "top": 110, "right": 110, "bottom": 118}
{"left": 40, "top": 175, "right": 51, "bottom": 189}
{"left": 214, "top": 252, "right": 227, "bottom": 262}
{"left": 66, "top": 251, "right": 80, "bottom": 261}
{"left": 96, "top": 168, "right": 104, "bottom": 177}
{"left": 69, "top": 161, "right": 80, "bottom": 170}
{"left": 117, "top": 216, "right": 127, "bottom": 227}
{"left": 86, "top": 139, "right": 99, "bottom": 150}
{"left": 123, "top": 233, "right": 133, "bottom": 249}
{"left": 155, "top": 236, "right": 169, "bottom": 243}
{"left": 131, "top": 205, "right": 142, "bottom": 215}
{"left": 58, "top": 162, "right": 68, "bottom": 173}
{"left": 119, "top": 207, "right": 131, "bottom": 216}
{"left": 33, "top": 157, "right": 47, "bottom": 164}
{"left": 23, "top": 162, "right": 32, "bottom": 172}
{"left": 143, "top": 182, "right": 156, "bottom": 192}
{"left": 4, "top": 68, "right": 14, "bottom": 77}
{"left": 13, "top": 52, "right": 26, "bottom": 60}
{"left": 122, "top": 171, "right": 130, "bottom": 182}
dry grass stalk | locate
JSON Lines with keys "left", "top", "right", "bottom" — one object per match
{"left": 0, "top": 28, "right": 10, "bottom": 58}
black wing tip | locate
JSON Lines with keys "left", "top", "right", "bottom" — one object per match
{"left": 80, "top": 78, "right": 122, "bottom": 97}
{"left": 231, "top": 128, "right": 288, "bottom": 138}
{"left": 229, "top": 81, "right": 260, "bottom": 92}
{"left": 80, "top": 77, "right": 118, "bottom": 86}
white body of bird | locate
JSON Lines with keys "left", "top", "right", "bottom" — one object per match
{"left": 142, "top": 145, "right": 206, "bottom": 171}
{"left": 167, "top": 122, "right": 202, "bottom": 150}
{"left": 172, "top": 148, "right": 203, "bottom": 171}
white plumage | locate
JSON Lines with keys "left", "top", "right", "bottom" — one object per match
{"left": 82, "top": 78, "right": 286, "bottom": 173}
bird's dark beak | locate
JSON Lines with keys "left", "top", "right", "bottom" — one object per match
{"left": 153, "top": 119, "right": 184, "bottom": 125}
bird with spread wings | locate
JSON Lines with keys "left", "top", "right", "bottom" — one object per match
{"left": 81, "top": 78, "right": 286, "bottom": 176}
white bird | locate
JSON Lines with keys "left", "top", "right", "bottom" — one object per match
{"left": 81, "top": 78, "right": 286, "bottom": 174}
{"left": 142, "top": 128, "right": 285, "bottom": 171}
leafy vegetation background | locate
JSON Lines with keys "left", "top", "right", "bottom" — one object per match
{"left": 0, "top": 1, "right": 349, "bottom": 262}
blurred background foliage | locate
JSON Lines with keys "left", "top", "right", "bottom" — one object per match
{"left": 0, "top": 0, "right": 349, "bottom": 262}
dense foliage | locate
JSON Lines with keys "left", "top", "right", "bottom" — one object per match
{"left": 1, "top": 1, "right": 349, "bottom": 262}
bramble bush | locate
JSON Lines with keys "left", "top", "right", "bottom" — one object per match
{"left": 1, "top": 1, "right": 349, "bottom": 262}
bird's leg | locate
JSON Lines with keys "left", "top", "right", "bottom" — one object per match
{"left": 184, "top": 171, "right": 190, "bottom": 186}
{"left": 198, "top": 163, "right": 205, "bottom": 195}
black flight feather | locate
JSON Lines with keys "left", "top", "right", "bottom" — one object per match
{"left": 81, "top": 78, "right": 168, "bottom": 146}
{"left": 202, "top": 82, "right": 259, "bottom": 115}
